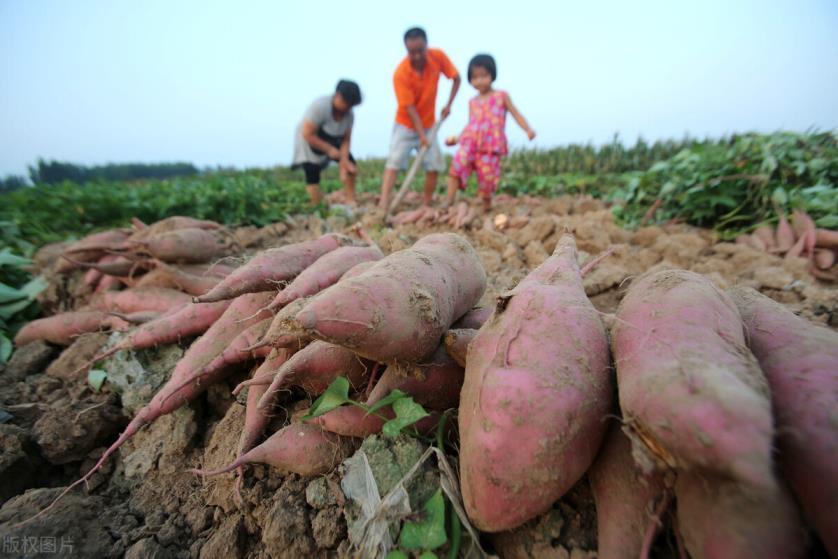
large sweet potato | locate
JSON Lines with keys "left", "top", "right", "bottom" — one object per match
{"left": 676, "top": 471, "right": 807, "bottom": 559}
{"left": 458, "top": 234, "right": 612, "bottom": 532}
{"left": 612, "top": 270, "right": 774, "bottom": 489}
{"left": 728, "top": 286, "right": 838, "bottom": 556}
{"left": 293, "top": 233, "right": 486, "bottom": 364}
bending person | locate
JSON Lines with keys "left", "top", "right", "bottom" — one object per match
{"left": 292, "top": 79, "right": 362, "bottom": 205}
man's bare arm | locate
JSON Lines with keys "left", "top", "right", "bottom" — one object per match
{"left": 302, "top": 120, "right": 340, "bottom": 159}
{"left": 441, "top": 74, "right": 461, "bottom": 118}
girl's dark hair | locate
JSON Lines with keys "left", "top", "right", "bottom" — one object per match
{"left": 336, "top": 80, "right": 362, "bottom": 106}
{"left": 404, "top": 27, "right": 427, "bottom": 43}
{"left": 468, "top": 54, "right": 497, "bottom": 81}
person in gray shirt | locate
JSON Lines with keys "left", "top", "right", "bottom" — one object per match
{"left": 292, "top": 80, "right": 362, "bottom": 205}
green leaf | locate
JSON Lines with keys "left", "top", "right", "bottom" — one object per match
{"left": 88, "top": 369, "right": 107, "bottom": 392}
{"left": 815, "top": 215, "right": 838, "bottom": 228}
{"left": 771, "top": 187, "right": 788, "bottom": 207}
{"left": 399, "top": 489, "right": 447, "bottom": 551}
{"left": 20, "top": 276, "right": 47, "bottom": 300}
{"left": 419, "top": 552, "right": 439, "bottom": 559}
{"left": 365, "top": 389, "right": 408, "bottom": 416}
{"left": 301, "top": 376, "right": 350, "bottom": 420}
{"left": 0, "top": 334, "right": 12, "bottom": 364}
{"left": 382, "top": 396, "right": 430, "bottom": 438}
{"left": 0, "top": 298, "right": 34, "bottom": 321}
{"left": 385, "top": 551, "right": 409, "bottom": 559}
{"left": 0, "top": 249, "right": 32, "bottom": 268}
{"left": 0, "top": 283, "right": 26, "bottom": 304}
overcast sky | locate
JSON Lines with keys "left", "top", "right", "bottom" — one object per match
{"left": 1, "top": 0, "right": 837, "bottom": 176}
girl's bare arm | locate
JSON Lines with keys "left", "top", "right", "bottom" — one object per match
{"left": 504, "top": 93, "right": 536, "bottom": 139}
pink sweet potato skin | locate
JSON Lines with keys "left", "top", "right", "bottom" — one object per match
{"left": 257, "top": 340, "right": 370, "bottom": 408}
{"left": 676, "top": 472, "right": 807, "bottom": 559}
{"left": 458, "top": 234, "right": 612, "bottom": 533}
{"left": 311, "top": 405, "right": 442, "bottom": 439}
{"left": 132, "top": 227, "right": 229, "bottom": 263}
{"left": 269, "top": 245, "right": 383, "bottom": 310}
{"left": 451, "top": 307, "right": 492, "bottom": 330}
{"left": 14, "top": 311, "right": 109, "bottom": 346}
{"left": 366, "top": 345, "right": 464, "bottom": 411}
{"left": 728, "top": 286, "right": 838, "bottom": 556}
{"left": 239, "top": 348, "right": 293, "bottom": 457}
{"left": 294, "top": 233, "right": 486, "bottom": 364}
{"left": 196, "top": 423, "right": 355, "bottom": 477}
{"left": 589, "top": 425, "right": 667, "bottom": 559}
{"left": 611, "top": 270, "right": 774, "bottom": 489}
{"left": 194, "top": 234, "right": 348, "bottom": 303}
{"left": 90, "top": 287, "right": 193, "bottom": 314}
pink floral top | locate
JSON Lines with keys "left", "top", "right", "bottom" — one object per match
{"left": 459, "top": 90, "right": 508, "bottom": 155}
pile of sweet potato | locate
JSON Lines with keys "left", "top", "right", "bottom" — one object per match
{"left": 13, "top": 217, "right": 838, "bottom": 557}
{"left": 736, "top": 209, "right": 837, "bottom": 280}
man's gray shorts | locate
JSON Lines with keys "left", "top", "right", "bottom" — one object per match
{"left": 385, "top": 123, "right": 446, "bottom": 172}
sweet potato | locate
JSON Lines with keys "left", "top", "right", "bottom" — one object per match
{"left": 775, "top": 210, "right": 795, "bottom": 253}
{"left": 89, "top": 286, "right": 193, "bottom": 314}
{"left": 191, "top": 422, "right": 354, "bottom": 478}
{"left": 93, "top": 273, "right": 123, "bottom": 293}
{"left": 71, "top": 299, "right": 234, "bottom": 380}
{"left": 128, "top": 216, "right": 221, "bottom": 242}
{"left": 267, "top": 245, "right": 384, "bottom": 311}
{"left": 82, "top": 265, "right": 103, "bottom": 289}
{"left": 64, "top": 228, "right": 131, "bottom": 254}
{"left": 676, "top": 472, "right": 807, "bottom": 559}
{"left": 194, "top": 234, "right": 350, "bottom": 303}
{"left": 293, "top": 233, "right": 486, "bottom": 364}
{"left": 252, "top": 296, "right": 313, "bottom": 351}
{"left": 196, "top": 318, "right": 272, "bottom": 380}
{"left": 239, "top": 349, "right": 293, "bottom": 457}
{"left": 55, "top": 249, "right": 105, "bottom": 273}
{"left": 814, "top": 248, "right": 835, "bottom": 270}
{"left": 340, "top": 260, "right": 376, "bottom": 281}
{"left": 728, "top": 286, "right": 838, "bottom": 556}
{"left": 129, "top": 227, "right": 230, "bottom": 263}
{"left": 256, "top": 341, "right": 371, "bottom": 409}
{"left": 458, "top": 234, "right": 612, "bottom": 532}
{"left": 443, "top": 328, "right": 476, "bottom": 367}
{"left": 134, "top": 261, "right": 221, "bottom": 295}
{"left": 815, "top": 228, "right": 838, "bottom": 249}
{"left": 451, "top": 307, "right": 492, "bottom": 330}
{"left": 589, "top": 425, "right": 668, "bottom": 559}
{"left": 61, "top": 254, "right": 141, "bottom": 277}
{"left": 367, "top": 346, "right": 463, "bottom": 410}
{"left": 311, "top": 405, "right": 442, "bottom": 439}
{"left": 14, "top": 311, "right": 111, "bottom": 346}
{"left": 612, "top": 270, "right": 774, "bottom": 489}
{"left": 752, "top": 225, "right": 777, "bottom": 252}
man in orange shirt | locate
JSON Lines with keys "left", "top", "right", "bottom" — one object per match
{"left": 378, "top": 27, "right": 461, "bottom": 210}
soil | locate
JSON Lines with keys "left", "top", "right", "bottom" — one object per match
{"left": 0, "top": 192, "right": 835, "bottom": 558}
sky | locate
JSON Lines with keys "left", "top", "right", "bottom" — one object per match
{"left": 1, "top": 0, "right": 837, "bottom": 177}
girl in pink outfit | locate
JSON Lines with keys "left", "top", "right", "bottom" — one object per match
{"left": 445, "top": 54, "right": 536, "bottom": 212}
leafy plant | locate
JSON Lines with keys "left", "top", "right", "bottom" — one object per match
{"left": 610, "top": 131, "right": 838, "bottom": 237}
{"left": 0, "top": 250, "right": 46, "bottom": 363}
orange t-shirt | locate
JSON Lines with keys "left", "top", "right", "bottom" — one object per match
{"left": 393, "top": 48, "right": 459, "bottom": 129}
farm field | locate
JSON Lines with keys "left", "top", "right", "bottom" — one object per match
{"left": 0, "top": 131, "right": 836, "bottom": 558}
